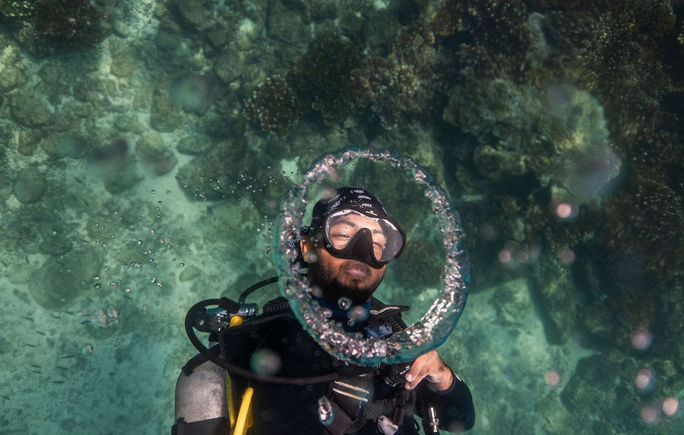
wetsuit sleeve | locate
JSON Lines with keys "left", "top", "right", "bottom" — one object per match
{"left": 415, "top": 370, "right": 475, "bottom": 432}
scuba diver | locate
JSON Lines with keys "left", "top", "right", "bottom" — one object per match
{"left": 172, "top": 186, "right": 475, "bottom": 434}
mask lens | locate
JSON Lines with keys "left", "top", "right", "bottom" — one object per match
{"left": 325, "top": 210, "right": 403, "bottom": 263}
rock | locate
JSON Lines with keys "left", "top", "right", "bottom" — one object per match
{"left": 112, "top": 20, "right": 129, "bottom": 38}
{"left": 42, "top": 132, "right": 89, "bottom": 159}
{"left": 8, "top": 263, "right": 32, "bottom": 285}
{"left": 0, "top": 64, "right": 26, "bottom": 92}
{"left": 177, "top": 134, "right": 213, "bottom": 155}
{"left": 214, "top": 48, "right": 243, "bottom": 84}
{"left": 530, "top": 255, "right": 578, "bottom": 344}
{"left": 363, "top": 11, "right": 400, "bottom": 48}
{"left": 176, "top": 138, "right": 248, "bottom": 200}
{"left": 39, "top": 235, "right": 73, "bottom": 255}
{"left": 579, "top": 304, "right": 615, "bottom": 344}
{"left": 179, "top": 265, "right": 201, "bottom": 282}
{"left": 0, "top": 151, "right": 11, "bottom": 200}
{"left": 206, "top": 24, "right": 230, "bottom": 48}
{"left": 28, "top": 245, "right": 104, "bottom": 308}
{"left": 176, "top": 0, "right": 207, "bottom": 29}
{"left": 199, "top": 200, "right": 260, "bottom": 252}
{"left": 561, "top": 354, "right": 639, "bottom": 433}
{"left": 9, "top": 92, "right": 53, "bottom": 127}
{"left": 170, "top": 74, "right": 218, "bottom": 115}
{"left": 267, "top": 2, "right": 307, "bottom": 48}
{"left": 109, "top": 44, "right": 136, "bottom": 78}
{"left": 150, "top": 80, "right": 182, "bottom": 132}
{"left": 16, "top": 130, "right": 40, "bottom": 156}
{"left": 12, "top": 167, "right": 47, "bottom": 203}
{"left": 103, "top": 156, "right": 143, "bottom": 194}
{"left": 156, "top": 17, "right": 184, "bottom": 52}
{"left": 114, "top": 114, "right": 146, "bottom": 133}
{"left": 136, "top": 132, "right": 177, "bottom": 175}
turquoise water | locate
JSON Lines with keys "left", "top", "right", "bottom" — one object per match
{"left": 1, "top": 1, "right": 682, "bottom": 434}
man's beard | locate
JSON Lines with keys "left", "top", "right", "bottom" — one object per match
{"left": 307, "top": 259, "right": 383, "bottom": 306}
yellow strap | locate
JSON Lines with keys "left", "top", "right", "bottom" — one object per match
{"left": 233, "top": 387, "right": 254, "bottom": 435}
{"left": 226, "top": 315, "right": 244, "bottom": 429}
{"left": 226, "top": 374, "right": 236, "bottom": 427}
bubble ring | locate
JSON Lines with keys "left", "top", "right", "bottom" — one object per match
{"left": 274, "top": 148, "right": 469, "bottom": 366}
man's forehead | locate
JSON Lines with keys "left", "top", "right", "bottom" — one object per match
{"left": 332, "top": 212, "right": 382, "bottom": 228}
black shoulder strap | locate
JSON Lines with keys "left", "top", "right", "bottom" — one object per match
{"left": 369, "top": 297, "right": 409, "bottom": 332}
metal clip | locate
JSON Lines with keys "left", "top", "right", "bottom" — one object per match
{"left": 427, "top": 406, "right": 440, "bottom": 434}
{"left": 318, "top": 396, "right": 334, "bottom": 426}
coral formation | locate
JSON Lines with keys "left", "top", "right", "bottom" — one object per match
{"left": 31, "top": 0, "right": 105, "bottom": 50}
{"left": 443, "top": 79, "right": 621, "bottom": 203}
{"left": 243, "top": 24, "right": 448, "bottom": 133}
{"left": 289, "top": 33, "right": 365, "bottom": 125}
{"left": 601, "top": 172, "right": 684, "bottom": 277}
{"left": 0, "top": 0, "right": 32, "bottom": 18}
{"left": 429, "top": 0, "right": 531, "bottom": 56}
{"left": 243, "top": 75, "right": 301, "bottom": 135}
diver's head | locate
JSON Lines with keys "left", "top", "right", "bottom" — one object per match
{"left": 300, "top": 186, "right": 405, "bottom": 305}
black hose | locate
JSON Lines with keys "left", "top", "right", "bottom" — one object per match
{"left": 238, "top": 276, "right": 278, "bottom": 304}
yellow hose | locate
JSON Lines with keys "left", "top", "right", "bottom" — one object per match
{"left": 233, "top": 387, "right": 254, "bottom": 435}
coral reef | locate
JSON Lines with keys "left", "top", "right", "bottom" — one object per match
{"left": 243, "top": 75, "right": 301, "bottom": 135}
{"left": 31, "top": 0, "right": 105, "bottom": 51}
{"left": 0, "top": 0, "right": 32, "bottom": 18}
{"left": 363, "top": 24, "right": 439, "bottom": 128}
{"left": 443, "top": 79, "right": 621, "bottom": 203}
{"left": 429, "top": 0, "right": 531, "bottom": 56}
{"left": 601, "top": 171, "right": 684, "bottom": 277}
{"left": 243, "top": 26, "right": 444, "bottom": 132}
{"left": 289, "top": 33, "right": 365, "bottom": 125}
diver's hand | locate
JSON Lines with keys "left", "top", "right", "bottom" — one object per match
{"left": 404, "top": 350, "right": 454, "bottom": 391}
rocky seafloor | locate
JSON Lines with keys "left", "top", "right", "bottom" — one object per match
{"left": 0, "top": 0, "right": 682, "bottom": 433}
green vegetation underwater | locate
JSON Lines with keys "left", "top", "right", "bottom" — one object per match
{"left": 0, "top": 0, "right": 682, "bottom": 433}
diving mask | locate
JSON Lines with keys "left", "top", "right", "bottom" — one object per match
{"left": 322, "top": 209, "right": 404, "bottom": 268}
{"left": 304, "top": 186, "right": 406, "bottom": 269}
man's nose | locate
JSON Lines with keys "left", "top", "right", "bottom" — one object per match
{"left": 352, "top": 228, "right": 373, "bottom": 259}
